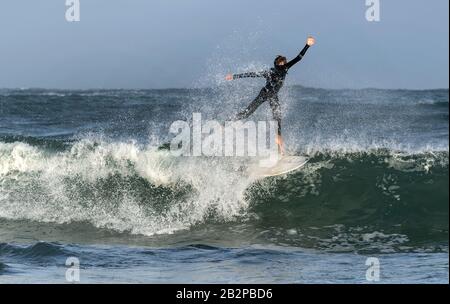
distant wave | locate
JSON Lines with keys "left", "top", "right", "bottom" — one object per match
{"left": 0, "top": 261, "right": 9, "bottom": 274}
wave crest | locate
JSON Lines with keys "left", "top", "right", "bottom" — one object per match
{"left": 0, "top": 138, "right": 448, "bottom": 244}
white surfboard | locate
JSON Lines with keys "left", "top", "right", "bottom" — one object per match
{"left": 249, "top": 155, "right": 309, "bottom": 178}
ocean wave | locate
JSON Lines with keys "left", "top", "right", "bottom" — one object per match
{"left": 0, "top": 138, "right": 448, "bottom": 252}
{"left": 0, "top": 138, "right": 252, "bottom": 236}
{"left": 0, "top": 242, "right": 68, "bottom": 259}
{"left": 0, "top": 261, "right": 9, "bottom": 274}
{"left": 0, "top": 135, "right": 73, "bottom": 151}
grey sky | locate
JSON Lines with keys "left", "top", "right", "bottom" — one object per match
{"left": 0, "top": 0, "right": 448, "bottom": 89}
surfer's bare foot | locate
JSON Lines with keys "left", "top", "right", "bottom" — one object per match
{"left": 276, "top": 135, "right": 285, "bottom": 156}
{"left": 279, "top": 144, "right": 285, "bottom": 156}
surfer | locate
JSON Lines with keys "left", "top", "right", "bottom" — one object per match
{"left": 226, "top": 36, "right": 315, "bottom": 155}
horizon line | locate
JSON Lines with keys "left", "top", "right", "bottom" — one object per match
{"left": 0, "top": 85, "right": 449, "bottom": 92}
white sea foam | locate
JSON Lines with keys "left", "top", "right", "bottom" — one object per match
{"left": 0, "top": 139, "right": 257, "bottom": 236}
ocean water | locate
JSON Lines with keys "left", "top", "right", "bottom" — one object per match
{"left": 0, "top": 86, "right": 448, "bottom": 283}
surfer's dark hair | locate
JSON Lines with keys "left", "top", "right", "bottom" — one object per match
{"left": 274, "top": 55, "right": 287, "bottom": 66}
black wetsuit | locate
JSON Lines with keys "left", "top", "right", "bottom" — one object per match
{"left": 233, "top": 44, "right": 310, "bottom": 135}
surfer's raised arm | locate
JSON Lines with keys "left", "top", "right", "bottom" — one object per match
{"left": 285, "top": 36, "right": 315, "bottom": 70}
{"left": 226, "top": 71, "right": 269, "bottom": 81}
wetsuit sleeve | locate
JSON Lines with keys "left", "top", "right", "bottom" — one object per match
{"left": 233, "top": 71, "right": 269, "bottom": 79}
{"left": 285, "top": 44, "right": 310, "bottom": 70}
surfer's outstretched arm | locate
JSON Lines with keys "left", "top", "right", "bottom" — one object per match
{"left": 285, "top": 36, "right": 315, "bottom": 70}
{"left": 226, "top": 71, "right": 269, "bottom": 81}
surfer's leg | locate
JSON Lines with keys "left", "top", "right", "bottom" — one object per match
{"left": 235, "top": 89, "right": 268, "bottom": 120}
{"left": 269, "top": 95, "right": 284, "bottom": 155}
{"left": 269, "top": 96, "right": 281, "bottom": 136}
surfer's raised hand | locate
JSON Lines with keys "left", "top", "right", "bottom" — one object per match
{"left": 225, "top": 74, "right": 233, "bottom": 81}
{"left": 306, "top": 36, "right": 315, "bottom": 46}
